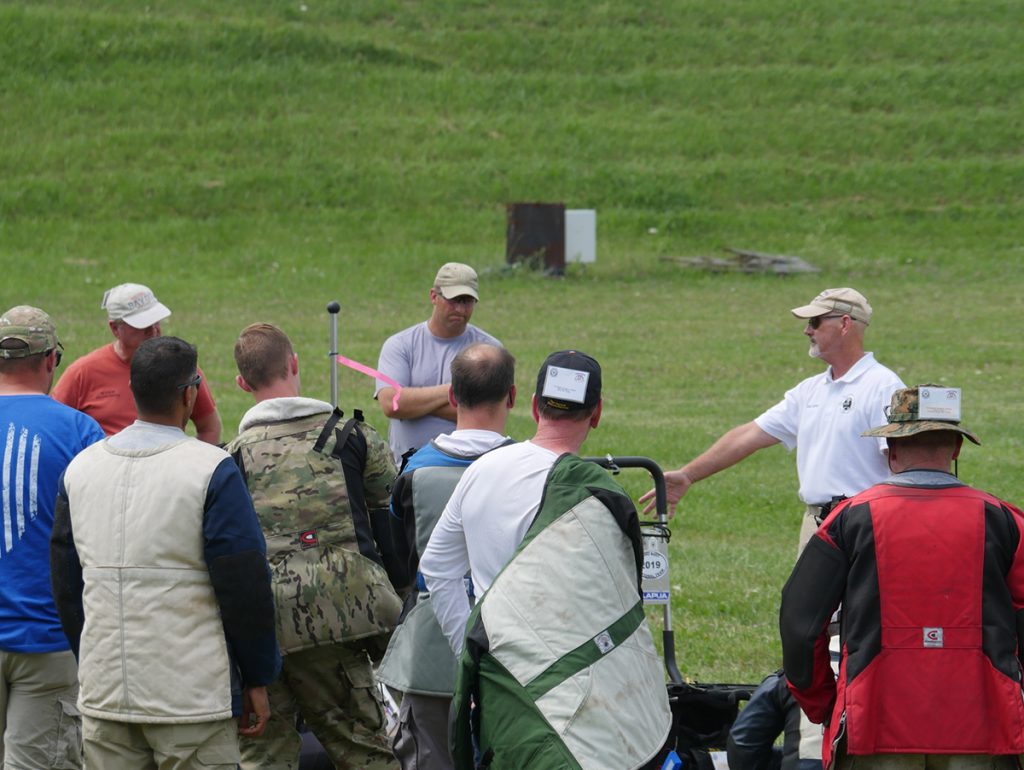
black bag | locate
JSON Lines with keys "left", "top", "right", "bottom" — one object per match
{"left": 668, "top": 681, "right": 744, "bottom": 749}
{"left": 643, "top": 681, "right": 751, "bottom": 770}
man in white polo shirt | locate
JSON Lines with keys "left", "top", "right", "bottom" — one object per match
{"left": 645, "top": 287, "right": 904, "bottom": 552}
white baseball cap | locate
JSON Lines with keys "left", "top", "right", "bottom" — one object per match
{"left": 102, "top": 283, "right": 171, "bottom": 329}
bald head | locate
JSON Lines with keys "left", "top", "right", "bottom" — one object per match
{"left": 451, "top": 343, "right": 515, "bottom": 408}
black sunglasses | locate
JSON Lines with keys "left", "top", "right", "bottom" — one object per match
{"left": 808, "top": 314, "right": 846, "bottom": 330}
{"left": 47, "top": 342, "right": 64, "bottom": 367}
{"left": 177, "top": 372, "right": 202, "bottom": 390}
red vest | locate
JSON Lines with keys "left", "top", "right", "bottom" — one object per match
{"left": 797, "top": 483, "right": 1024, "bottom": 763}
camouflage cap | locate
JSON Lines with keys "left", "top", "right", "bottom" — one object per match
{"left": 0, "top": 305, "right": 59, "bottom": 359}
{"left": 862, "top": 384, "right": 980, "bottom": 445}
{"left": 791, "top": 287, "right": 872, "bottom": 325}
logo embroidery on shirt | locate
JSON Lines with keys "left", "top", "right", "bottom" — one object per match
{"left": 923, "top": 627, "right": 943, "bottom": 648}
{"left": 298, "top": 530, "right": 319, "bottom": 549}
{"left": 594, "top": 631, "right": 615, "bottom": 654}
{"left": 842, "top": 396, "right": 853, "bottom": 412}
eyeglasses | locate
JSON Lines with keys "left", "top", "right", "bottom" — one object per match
{"left": 808, "top": 315, "right": 846, "bottom": 330}
{"left": 177, "top": 372, "right": 202, "bottom": 390}
{"left": 47, "top": 343, "right": 64, "bottom": 367}
{"left": 441, "top": 295, "right": 477, "bottom": 307}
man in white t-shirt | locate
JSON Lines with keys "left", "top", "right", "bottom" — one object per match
{"left": 419, "top": 350, "right": 603, "bottom": 655}
{"left": 643, "top": 287, "right": 904, "bottom": 551}
{"left": 375, "top": 263, "right": 501, "bottom": 464}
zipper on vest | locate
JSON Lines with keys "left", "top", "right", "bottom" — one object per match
{"left": 827, "top": 711, "right": 846, "bottom": 770}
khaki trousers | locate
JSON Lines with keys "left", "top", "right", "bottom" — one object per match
{"left": 797, "top": 505, "right": 828, "bottom": 763}
{"left": 799, "top": 504, "right": 824, "bottom": 555}
{"left": 0, "top": 648, "right": 81, "bottom": 769}
{"left": 81, "top": 716, "right": 238, "bottom": 770}
{"left": 238, "top": 643, "right": 396, "bottom": 770}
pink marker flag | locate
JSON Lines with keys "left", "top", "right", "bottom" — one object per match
{"left": 335, "top": 355, "right": 401, "bottom": 412}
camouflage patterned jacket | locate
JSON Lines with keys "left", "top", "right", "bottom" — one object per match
{"left": 227, "top": 397, "right": 402, "bottom": 654}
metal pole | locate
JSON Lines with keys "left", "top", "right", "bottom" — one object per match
{"left": 326, "top": 301, "right": 340, "bottom": 408}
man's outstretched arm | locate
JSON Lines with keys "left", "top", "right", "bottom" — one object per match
{"left": 641, "top": 421, "right": 779, "bottom": 516}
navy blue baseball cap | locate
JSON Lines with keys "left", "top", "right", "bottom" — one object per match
{"left": 536, "top": 350, "right": 602, "bottom": 412}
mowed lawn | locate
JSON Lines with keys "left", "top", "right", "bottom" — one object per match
{"left": 2, "top": 0, "right": 1022, "bottom": 682}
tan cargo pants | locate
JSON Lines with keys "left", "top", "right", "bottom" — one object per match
{"left": 81, "top": 716, "right": 239, "bottom": 769}
{"left": 0, "top": 648, "right": 81, "bottom": 769}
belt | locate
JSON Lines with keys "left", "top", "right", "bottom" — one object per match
{"left": 808, "top": 495, "right": 848, "bottom": 523}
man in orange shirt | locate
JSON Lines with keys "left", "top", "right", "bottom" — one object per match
{"left": 52, "top": 283, "right": 222, "bottom": 443}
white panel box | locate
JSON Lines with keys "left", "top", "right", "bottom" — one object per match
{"left": 565, "top": 209, "right": 596, "bottom": 264}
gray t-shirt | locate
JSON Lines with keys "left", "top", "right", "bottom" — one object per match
{"left": 375, "top": 321, "right": 500, "bottom": 463}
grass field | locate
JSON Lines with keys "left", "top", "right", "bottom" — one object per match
{"left": 3, "top": 1, "right": 1023, "bottom": 683}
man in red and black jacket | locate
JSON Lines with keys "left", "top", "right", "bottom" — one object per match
{"left": 780, "top": 385, "right": 1024, "bottom": 769}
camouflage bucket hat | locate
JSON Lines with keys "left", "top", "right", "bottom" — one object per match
{"left": 862, "top": 384, "right": 980, "bottom": 445}
{"left": 0, "top": 305, "right": 59, "bottom": 359}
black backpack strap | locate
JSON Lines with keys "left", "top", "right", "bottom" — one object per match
{"left": 327, "top": 409, "right": 410, "bottom": 591}
{"left": 230, "top": 446, "right": 247, "bottom": 484}
{"left": 323, "top": 408, "right": 363, "bottom": 460}
{"left": 397, "top": 446, "right": 418, "bottom": 475}
{"left": 331, "top": 416, "right": 361, "bottom": 460}
{"left": 312, "top": 407, "right": 345, "bottom": 454}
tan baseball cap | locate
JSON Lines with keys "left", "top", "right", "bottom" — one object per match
{"left": 791, "top": 287, "right": 872, "bottom": 325}
{"left": 102, "top": 283, "right": 171, "bottom": 329}
{"left": 0, "top": 305, "right": 59, "bottom": 358}
{"left": 434, "top": 263, "right": 479, "bottom": 301}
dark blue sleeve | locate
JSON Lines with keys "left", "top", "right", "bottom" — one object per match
{"left": 203, "top": 457, "right": 280, "bottom": 687}
{"left": 727, "top": 672, "right": 786, "bottom": 770}
{"left": 50, "top": 473, "right": 85, "bottom": 658}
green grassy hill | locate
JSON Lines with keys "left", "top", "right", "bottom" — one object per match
{"left": 3, "top": 0, "right": 1022, "bottom": 681}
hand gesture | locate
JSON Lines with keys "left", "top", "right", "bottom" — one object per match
{"left": 639, "top": 469, "right": 693, "bottom": 517}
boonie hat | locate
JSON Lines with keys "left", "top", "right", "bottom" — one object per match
{"left": 0, "top": 305, "right": 59, "bottom": 359}
{"left": 434, "top": 263, "right": 479, "bottom": 301}
{"left": 862, "top": 384, "right": 980, "bottom": 445}
{"left": 536, "top": 350, "right": 602, "bottom": 412}
{"left": 791, "top": 287, "right": 872, "bottom": 325}
{"left": 102, "top": 283, "right": 171, "bottom": 329}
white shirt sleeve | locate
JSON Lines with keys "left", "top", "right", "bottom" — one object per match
{"left": 420, "top": 486, "right": 473, "bottom": 655}
{"left": 755, "top": 381, "right": 804, "bottom": 451}
{"left": 425, "top": 575, "right": 471, "bottom": 656}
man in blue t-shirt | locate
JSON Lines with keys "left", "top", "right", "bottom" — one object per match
{"left": 0, "top": 305, "right": 104, "bottom": 769}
